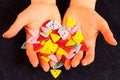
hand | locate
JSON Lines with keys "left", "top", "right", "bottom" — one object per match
{"left": 62, "top": 5, "right": 117, "bottom": 70}
{"left": 3, "top": 2, "right": 61, "bottom": 72}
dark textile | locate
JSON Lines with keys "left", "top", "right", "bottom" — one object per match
{"left": 0, "top": 0, "right": 120, "bottom": 80}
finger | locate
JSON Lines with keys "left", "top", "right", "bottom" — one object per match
{"left": 98, "top": 19, "right": 117, "bottom": 46}
{"left": 71, "top": 51, "right": 83, "bottom": 68}
{"left": 64, "top": 59, "right": 71, "bottom": 70}
{"left": 39, "top": 57, "right": 50, "bottom": 72}
{"left": 49, "top": 13, "right": 61, "bottom": 67}
{"left": 3, "top": 13, "right": 28, "bottom": 38}
{"left": 49, "top": 60, "right": 56, "bottom": 67}
{"left": 26, "top": 32, "right": 39, "bottom": 67}
{"left": 52, "top": 10, "right": 61, "bottom": 23}
{"left": 26, "top": 43, "right": 39, "bottom": 67}
{"left": 81, "top": 42, "right": 95, "bottom": 66}
{"left": 62, "top": 14, "right": 70, "bottom": 27}
{"left": 56, "top": 55, "right": 62, "bottom": 62}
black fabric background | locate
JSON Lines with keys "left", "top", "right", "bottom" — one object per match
{"left": 0, "top": 0, "right": 120, "bottom": 80}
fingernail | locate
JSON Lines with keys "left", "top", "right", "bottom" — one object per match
{"left": 2, "top": 33, "right": 9, "bottom": 38}
{"left": 2, "top": 33, "right": 6, "bottom": 38}
{"left": 82, "top": 62, "right": 88, "bottom": 66}
{"left": 113, "top": 39, "right": 117, "bottom": 46}
{"left": 43, "top": 68, "right": 49, "bottom": 72}
{"left": 50, "top": 63, "right": 56, "bottom": 68}
{"left": 66, "top": 66, "right": 71, "bottom": 70}
{"left": 72, "top": 64, "right": 77, "bottom": 68}
{"left": 32, "top": 62, "right": 39, "bottom": 68}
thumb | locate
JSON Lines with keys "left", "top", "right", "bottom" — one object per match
{"left": 3, "top": 14, "right": 27, "bottom": 38}
{"left": 62, "top": 14, "right": 69, "bottom": 27}
{"left": 99, "top": 20, "right": 117, "bottom": 46}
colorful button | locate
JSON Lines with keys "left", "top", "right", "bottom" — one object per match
{"left": 40, "top": 32, "right": 49, "bottom": 38}
{"left": 80, "top": 42, "right": 88, "bottom": 51}
{"left": 49, "top": 43, "right": 58, "bottom": 53}
{"left": 58, "top": 27, "right": 69, "bottom": 40}
{"left": 48, "top": 54, "right": 58, "bottom": 63}
{"left": 27, "top": 36, "right": 40, "bottom": 44}
{"left": 53, "top": 62, "right": 63, "bottom": 69}
{"left": 33, "top": 43, "right": 43, "bottom": 51}
{"left": 63, "top": 46, "right": 73, "bottom": 53}
{"left": 41, "top": 27, "right": 51, "bottom": 33}
{"left": 56, "top": 48, "right": 67, "bottom": 55}
{"left": 46, "top": 20, "right": 54, "bottom": 30}
{"left": 74, "top": 44, "right": 82, "bottom": 53}
{"left": 21, "top": 41, "right": 26, "bottom": 49}
{"left": 65, "top": 53, "right": 75, "bottom": 60}
{"left": 50, "top": 69, "right": 62, "bottom": 78}
{"left": 57, "top": 40, "right": 68, "bottom": 48}
{"left": 27, "top": 18, "right": 88, "bottom": 76}
{"left": 29, "top": 30, "right": 39, "bottom": 37}
{"left": 65, "top": 39, "right": 75, "bottom": 46}
{"left": 54, "top": 21, "right": 62, "bottom": 30}
{"left": 50, "top": 33, "right": 60, "bottom": 43}
{"left": 72, "top": 31, "right": 84, "bottom": 44}
{"left": 39, "top": 46, "right": 51, "bottom": 54}
{"left": 40, "top": 56, "right": 50, "bottom": 62}
{"left": 67, "top": 17, "right": 76, "bottom": 27}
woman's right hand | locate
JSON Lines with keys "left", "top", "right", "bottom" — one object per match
{"left": 3, "top": 1, "right": 61, "bottom": 72}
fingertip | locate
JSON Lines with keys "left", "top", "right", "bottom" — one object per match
{"left": 99, "top": 20, "right": 117, "bottom": 46}
{"left": 104, "top": 31, "right": 117, "bottom": 46}
{"left": 2, "top": 31, "right": 17, "bottom": 38}
{"left": 26, "top": 43, "right": 39, "bottom": 68}
{"left": 65, "top": 63, "right": 71, "bottom": 70}
{"left": 2, "top": 25, "right": 24, "bottom": 38}
{"left": 64, "top": 59, "right": 71, "bottom": 70}
{"left": 71, "top": 51, "right": 83, "bottom": 68}
{"left": 81, "top": 55, "right": 94, "bottom": 66}
{"left": 56, "top": 55, "right": 62, "bottom": 62}
{"left": 2, "top": 33, "right": 6, "bottom": 38}
{"left": 3, "top": 14, "right": 27, "bottom": 38}
{"left": 39, "top": 58, "right": 50, "bottom": 72}
{"left": 81, "top": 61, "right": 89, "bottom": 66}
{"left": 81, "top": 46, "right": 95, "bottom": 66}
{"left": 30, "top": 57, "right": 39, "bottom": 68}
{"left": 111, "top": 39, "right": 117, "bottom": 46}
{"left": 72, "top": 64, "right": 77, "bottom": 68}
{"left": 65, "top": 66, "right": 71, "bottom": 70}
{"left": 32, "top": 61, "right": 39, "bottom": 68}
{"left": 43, "top": 67, "right": 50, "bottom": 72}
{"left": 41, "top": 62, "right": 50, "bottom": 72}
{"left": 27, "top": 54, "right": 39, "bottom": 68}
{"left": 71, "top": 61, "right": 79, "bottom": 68}
{"left": 2, "top": 31, "right": 13, "bottom": 38}
{"left": 49, "top": 60, "right": 56, "bottom": 67}
{"left": 105, "top": 36, "right": 118, "bottom": 46}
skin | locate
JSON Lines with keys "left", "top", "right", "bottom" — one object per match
{"left": 62, "top": 0, "right": 117, "bottom": 70}
{"left": 2, "top": 0, "right": 61, "bottom": 72}
{"left": 2, "top": 0, "right": 117, "bottom": 71}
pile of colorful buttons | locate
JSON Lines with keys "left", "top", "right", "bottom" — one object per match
{"left": 21, "top": 17, "right": 87, "bottom": 78}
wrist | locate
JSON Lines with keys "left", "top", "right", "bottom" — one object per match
{"left": 31, "top": 0, "right": 56, "bottom": 4}
{"left": 70, "top": 0, "right": 96, "bottom": 9}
